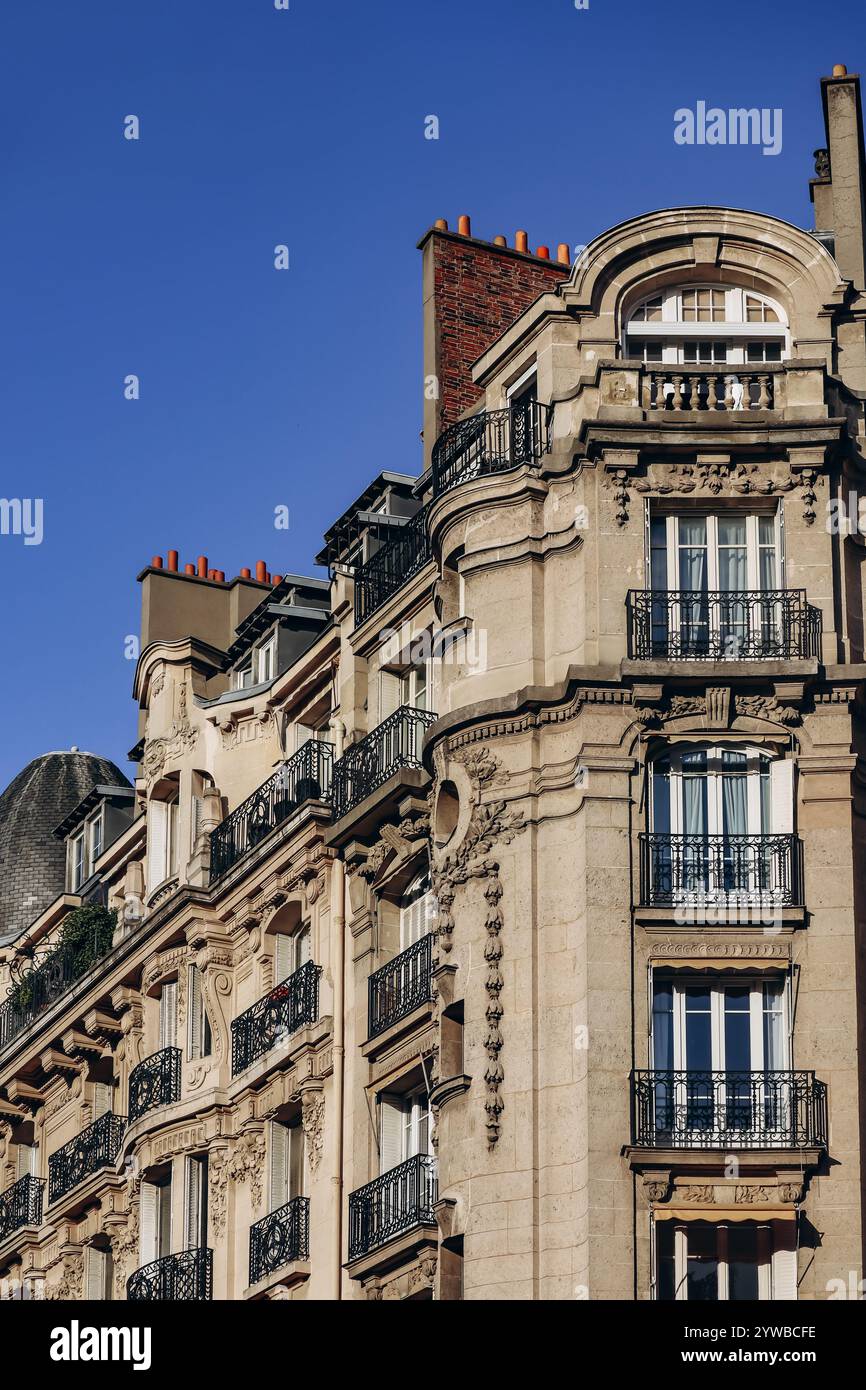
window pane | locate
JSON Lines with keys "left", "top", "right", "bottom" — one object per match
{"left": 728, "top": 1225, "right": 760, "bottom": 1300}
{"left": 686, "top": 1225, "right": 719, "bottom": 1300}
{"left": 684, "top": 988, "right": 712, "bottom": 1071}
{"left": 724, "top": 989, "right": 752, "bottom": 1071}
{"left": 657, "top": 1222, "right": 676, "bottom": 1300}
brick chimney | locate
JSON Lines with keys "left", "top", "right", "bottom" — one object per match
{"left": 419, "top": 218, "right": 570, "bottom": 466}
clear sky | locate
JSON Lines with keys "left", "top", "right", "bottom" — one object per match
{"left": 0, "top": 0, "right": 860, "bottom": 790}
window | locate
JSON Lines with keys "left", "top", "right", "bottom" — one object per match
{"left": 274, "top": 926, "right": 311, "bottom": 983}
{"left": 140, "top": 1174, "right": 172, "bottom": 1264}
{"left": 379, "top": 661, "right": 429, "bottom": 721}
{"left": 148, "top": 791, "right": 180, "bottom": 892}
{"left": 650, "top": 745, "right": 791, "bottom": 840}
{"left": 184, "top": 1155, "right": 208, "bottom": 1251}
{"left": 624, "top": 286, "right": 787, "bottom": 366}
{"left": 400, "top": 870, "right": 436, "bottom": 949}
{"left": 257, "top": 638, "right": 276, "bottom": 684}
{"left": 188, "top": 964, "right": 212, "bottom": 1060}
{"left": 657, "top": 1221, "right": 796, "bottom": 1301}
{"left": 379, "top": 1085, "right": 432, "bottom": 1173}
{"left": 652, "top": 976, "right": 787, "bottom": 1076}
{"left": 234, "top": 663, "right": 253, "bottom": 690}
{"left": 159, "top": 981, "right": 178, "bottom": 1050}
{"left": 70, "top": 832, "right": 85, "bottom": 891}
{"left": 269, "top": 1119, "right": 304, "bottom": 1210}
{"left": 89, "top": 813, "right": 103, "bottom": 866}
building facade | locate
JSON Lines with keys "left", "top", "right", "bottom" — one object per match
{"left": 1, "top": 64, "right": 866, "bottom": 1303}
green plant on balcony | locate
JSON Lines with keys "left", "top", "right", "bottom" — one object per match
{"left": 7, "top": 905, "right": 117, "bottom": 1014}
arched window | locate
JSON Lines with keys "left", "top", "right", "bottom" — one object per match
{"left": 399, "top": 869, "right": 435, "bottom": 949}
{"left": 625, "top": 285, "right": 788, "bottom": 366}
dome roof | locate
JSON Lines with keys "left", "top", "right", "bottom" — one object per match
{"left": 0, "top": 751, "right": 131, "bottom": 946}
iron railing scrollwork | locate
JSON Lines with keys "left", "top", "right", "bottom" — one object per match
{"left": 627, "top": 589, "right": 821, "bottom": 661}
{"left": 48, "top": 1112, "right": 126, "bottom": 1204}
{"left": 249, "top": 1196, "right": 310, "bottom": 1285}
{"left": 431, "top": 401, "right": 552, "bottom": 498}
{"left": 354, "top": 506, "right": 432, "bottom": 626}
{"left": 631, "top": 1070, "right": 828, "bottom": 1149}
{"left": 127, "top": 1047, "right": 182, "bottom": 1124}
{"left": 640, "top": 833, "right": 800, "bottom": 907}
{"left": 329, "top": 705, "right": 437, "bottom": 823}
{"left": 348, "top": 1154, "right": 438, "bottom": 1260}
{"left": 126, "top": 1247, "right": 213, "bottom": 1301}
{"left": 210, "top": 740, "right": 334, "bottom": 883}
{"left": 231, "top": 960, "right": 321, "bottom": 1075}
{"left": 0, "top": 1175, "right": 44, "bottom": 1241}
{"left": 0, "top": 913, "right": 115, "bottom": 1053}
{"left": 368, "top": 933, "right": 434, "bottom": 1038}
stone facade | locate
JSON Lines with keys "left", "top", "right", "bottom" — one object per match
{"left": 1, "top": 64, "right": 866, "bottom": 1303}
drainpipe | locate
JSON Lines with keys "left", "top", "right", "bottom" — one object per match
{"left": 330, "top": 715, "right": 346, "bottom": 1300}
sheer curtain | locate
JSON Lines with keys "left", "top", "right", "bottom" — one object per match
{"left": 678, "top": 519, "right": 708, "bottom": 654}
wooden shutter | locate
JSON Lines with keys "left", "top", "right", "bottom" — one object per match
{"left": 85, "top": 1246, "right": 111, "bottom": 1300}
{"left": 274, "top": 935, "right": 294, "bottom": 983}
{"left": 16, "top": 1144, "right": 36, "bottom": 1179}
{"left": 295, "top": 723, "right": 316, "bottom": 752}
{"left": 160, "top": 982, "right": 178, "bottom": 1049}
{"left": 184, "top": 1156, "right": 206, "bottom": 1250}
{"left": 288, "top": 1122, "right": 305, "bottom": 1200}
{"left": 139, "top": 1182, "right": 158, "bottom": 1265}
{"left": 771, "top": 1224, "right": 798, "bottom": 1300}
{"left": 147, "top": 801, "right": 168, "bottom": 893}
{"left": 269, "top": 1121, "right": 289, "bottom": 1211}
{"left": 379, "top": 671, "right": 403, "bottom": 721}
{"left": 770, "top": 757, "right": 794, "bottom": 834}
{"left": 188, "top": 965, "right": 202, "bottom": 1059}
{"left": 295, "top": 927, "right": 311, "bottom": 968}
{"left": 92, "top": 1082, "right": 112, "bottom": 1120}
{"left": 378, "top": 1094, "right": 404, "bottom": 1174}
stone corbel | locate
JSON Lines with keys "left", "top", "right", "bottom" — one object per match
{"left": 641, "top": 1170, "right": 672, "bottom": 1204}
{"left": 60, "top": 1028, "right": 109, "bottom": 1061}
{"left": 6, "top": 1080, "right": 45, "bottom": 1113}
{"left": 83, "top": 1008, "right": 123, "bottom": 1044}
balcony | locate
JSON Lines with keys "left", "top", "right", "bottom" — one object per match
{"left": 0, "top": 907, "right": 115, "bottom": 1053}
{"left": 329, "top": 705, "right": 436, "bottom": 824}
{"left": 127, "top": 1248, "right": 212, "bottom": 1301}
{"left": 640, "top": 833, "right": 800, "bottom": 908}
{"left": 249, "top": 1196, "right": 310, "bottom": 1286}
{"left": 368, "top": 934, "right": 434, "bottom": 1039}
{"left": 48, "top": 1112, "right": 126, "bottom": 1205}
{"left": 642, "top": 366, "right": 778, "bottom": 412}
{"left": 354, "top": 505, "right": 432, "bottom": 627}
{"left": 348, "top": 1154, "right": 438, "bottom": 1261}
{"left": 210, "top": 740, "right": 334, "bottom": 883}
{"left": 127, "top": 1046, "right": 181, "bottom": 1124}
{"left": 631, "top": 1070, "right": 828, "bottom": 1150}
{"left": 627, "top": 590, "right": 821, "bottom": 661}
{"left": 431, "top": 401, "right": 552, "bottom": 498}
{"left": 0, "top": 1175, "right": 44, "bottom": 1242}
{"left": 231, "top": 959, "right": 321, "bottom": 1076}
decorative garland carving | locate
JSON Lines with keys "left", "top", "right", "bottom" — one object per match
{"left": 44, "top": 1253, "right": 84, "bottom": 1302}
{"left": 209, "top": 1131, "right": 266, "bottom": 1237}
{"left": 301, "top": 1089, "right": 325, "bottom": 1172}
{"left": 431, "top": 747, "right": 525, "bottom": 1149}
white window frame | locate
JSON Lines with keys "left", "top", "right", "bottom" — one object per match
{"left": 234, "top": 662, "right": 254, "bottom": 690}
{"left": 652, "top": 512, "right": 782, "bottom": 594}
{"left": 651, "top": 974, "right": 789, "bottom": 1074}
{"left": 89, "top": 811, "right": 104, "bottom": 867}
{"left": 625, "top": 285, "right": 789, "bottom": 365}
{"left": 665, "top": 1222, "right": 774, "bottom": 1301}
{"left": 650, "top": 744, "right": 773, "bottom": 839}
{"left": 70, "top": 831, "right": 86, "bottom": 891}
{"left": 257, "top": 637, "right": 276, "bottom": 684}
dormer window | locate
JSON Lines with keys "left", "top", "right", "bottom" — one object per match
{"left": 70, "top": 831, "right": 85, "bottom": 891}
{"left": 625, "top": 285, "right": 788, "bottom": 367}
{"left": 257, "top": 637, "right": 276, "bottom": 684}
{"left": 234, "top": 663, "right": 253, "bottom": 691}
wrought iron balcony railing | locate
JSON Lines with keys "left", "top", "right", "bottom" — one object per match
{"left": 640, "top": 833, "right": 800, "bottom": 908}
{"left": 632, "top": 1070, "right": 828, "bottom": 1149}
{"left": 249, "top": 1196, "right": 310, "bottom": 1285}
{"left": 48, "top": 1112, "right": 126, "bottom": 1205}
{"left": 354, "top": 505, "right": 432, "bottom": 627}
{"left": 232, "top": 960, "right": 321, "bottom": 1076}
{"left": 627, "top": 589, "right": 821, "bottom": 661}
{"left": 431, "top": 401, "right": 553, "bottom": 498}
{"left": 127, "top": 1046, "right": 182, "bottom": 1124}
{"left": 210, "top": 740, "right": 334, "bottom": 883}
{"left": 329, "top": 705, "right": 436, "bottom": 823}
{"left": 127, "top": 1248, "right": 213, "bottom": 1301}
{"left": 0, "top": 913, "right": 115, "bottom": 1053}
{"left": 348, "top": 1153, "right": 438, "bottom": 1261}
{"left": 0, "top": 1175, "right": 44, "bottom": 1242}
{"left": 368, "top": 933, "right": 434, "bottom": 1039}
{"left": 642, "top": 366, "right": 778, "bottom": 412}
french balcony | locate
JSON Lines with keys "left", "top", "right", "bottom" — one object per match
{"left": 631, "top": 1070, "right": 828, "bottom": 1150}
{"left": 642, "top": 366, "right": 778, "bottom": 412}
{"left": 368, "top": 934, "right": 434, "bottom": 1040}
{"left": 231, "top": 960, "right": 321, "bottom": 1076}
{"left": 0, "top": 1175, "right": 44, "bottom": 1242}
{"left": 249, "top": 1196, "right": 310, "bottom": 1287}
{"left": 627, "top": 590, "right": 821, "bottom": 662}
{"left": 127, "top": 1247, "right": 212, "bottom": 1301}
{"left": 127, "top": 1046, "right": 182, "bottom": 1125}
{"left": 640, "top": 833, "right": 800, "bottom": 909}
{"left": 48, "top": 1112, "right": 126, "bottom": 1205}
{"left": 431, "top": 401, "right": 552, "bottom": 498}
{"left": 348, "top": 1154, "right": 438, "bottom": 1262}
{"left": 329, "top": 705, "right": 436, "bottom": 826}
{"left": 354, "top": 505, "right": 432, "bottom": 627}
{"left": 210, "top": 739, "right": 334, "bottom": 884}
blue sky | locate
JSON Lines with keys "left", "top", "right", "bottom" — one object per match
{"left": 0, "top": 0, "right": 859, "bottom": 790}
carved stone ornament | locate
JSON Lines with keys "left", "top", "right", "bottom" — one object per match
{"left": 301, "top": 1089, "right": 326, "bottom": 1172}
{"left": 680, "top": 1185, "right": 715, "bottom": 1204}
{"left": 632, "top": 461, "right": 821, "bottom": 526}
{"left": 736, "top": 694, "right": 801, "bottom": 725}
{"left": 45, "top": 1252, "right": 84, "bottom": 1301}
{"left": 431, "top": 746, "right": 525, "bottom": 1150}
{"left": 604, "top": 468, "right": 632, "bottom": 527}
{"left": 735, "top": 1184, "right": 775, "bottom": 1204}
